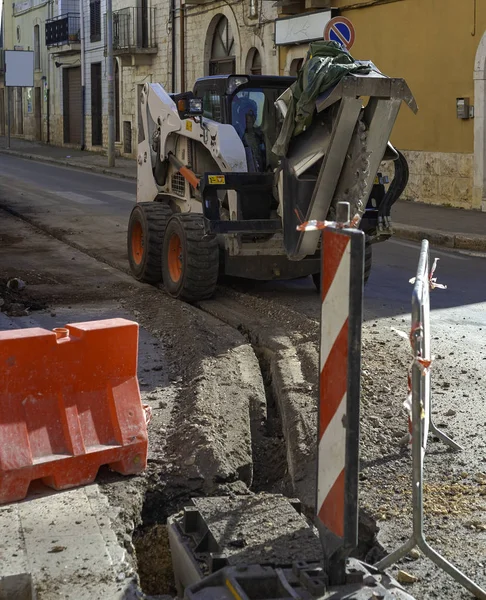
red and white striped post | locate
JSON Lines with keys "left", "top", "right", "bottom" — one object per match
{"left": 316, "top": 202, "right": 364, "bottom": 584}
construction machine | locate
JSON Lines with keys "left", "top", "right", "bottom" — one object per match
{"left": 128, "top": 54, "right": 417, "bottom": 302}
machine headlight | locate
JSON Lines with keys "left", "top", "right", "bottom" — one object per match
{"left": 189, "top": 98, "right": 203, "bottom": 115}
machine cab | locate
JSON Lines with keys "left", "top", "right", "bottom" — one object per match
{"left": 193, "top": 75, "right": 295, "bottom": 173}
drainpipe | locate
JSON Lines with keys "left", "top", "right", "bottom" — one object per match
{"left": 171, "top": 0, "right": 176, "bottom": 91}
{"left": 46, "top": 87, "right": 50, "bottom": 143}
{"left": 80, "top": 0, "right": 86, "bottom": 149}
{"left": 180, "top": 0, "right": 185, "bottom": 91}
{"left": 48, "top": 1, "right": 52, "bottom": 144}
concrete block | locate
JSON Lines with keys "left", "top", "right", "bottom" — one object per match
{"left": 406, "top": 150, "right": 425, "bottom": 175}
{"left": 438, "top": 175, "right": 456, "bottom": 203}
{"left": 439, "top": 152, "right": 459, "bottom": 177}
{"left": 424, "top": 152, "right": 440, "bottom": 176}
{"left": 421, "top": 174, "right": 439, "bottom": 200}
{"left": 404, "top": 172, "right": 421, "bottom": 201}
{"left": 0, "top": 485, "right": 136, "bottom": 599}
{"left": 452, "top": 176, "right": 472, "bottom": 206}
{"left": 458, "top": 153, "right": 474, "bottom": 179}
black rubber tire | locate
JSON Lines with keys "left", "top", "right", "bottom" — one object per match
{"left": 161, "top": 214, "right": 219, "bottom": 302}
{"left": 312, "top": 236, "right": 372, "bottom": 291}
{"left": 312, "top": 271, "right": 321, "bottom": 292}
{"left": 127, "top": 202, "right": 173, "bottom": 283}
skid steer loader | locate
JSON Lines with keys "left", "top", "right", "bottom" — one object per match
{"left": 128, "top": 58, "right": 417, "bottom": 302}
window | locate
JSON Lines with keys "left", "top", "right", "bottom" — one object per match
{"left": 201, "top": 89, "right": 222, "bottom": 122}
{"left": 246, "top": 48, "right": 261, "bottom": 76}
{"left": 231, "top": 87, "right": 287, "bottom": 171}
{"left": 90, "top": 0, "right": 101, "bottom": 42}
{"left": 209, "top": 16, "right": 235, "bottom": 76}
{"left": 34, "top": 25, "right": 40, "bottom": 70}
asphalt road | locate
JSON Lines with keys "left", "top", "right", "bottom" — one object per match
{"left": 1, "top": 152, "right": 485, "bottom": 318}
{"left": 0, "top": 153, "right": 136, "bottom": 210}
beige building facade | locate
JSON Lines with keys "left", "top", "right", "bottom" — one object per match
{"left": 0, "top": 0, "right": 50, "bottom": 142}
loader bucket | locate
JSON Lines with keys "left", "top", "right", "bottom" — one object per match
{"left": 280, "top": 70, "right": 417, "bottom": 259}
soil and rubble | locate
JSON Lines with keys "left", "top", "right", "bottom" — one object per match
{"left": 1, "top": 204, "right": 485, "bottom": 600}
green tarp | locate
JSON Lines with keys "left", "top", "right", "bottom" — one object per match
{"left": 272, "top": 41, "right": 371, "bottom": 157}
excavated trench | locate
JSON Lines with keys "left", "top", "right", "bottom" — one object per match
{"left": 130, "top": 332, "right": 384, "bottom": 597}
{"left": 247, "top": 343, "right": 290, "bottom": 495}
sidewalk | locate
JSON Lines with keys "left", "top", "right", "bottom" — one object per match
{"left": 1, "top": 136, "right": 485, "bottom": 252}
{"left": 0, "top": 135, "right": 137, "bottom": 180}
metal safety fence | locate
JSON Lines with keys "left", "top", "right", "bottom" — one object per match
{"left": 375, "top": 239, "right": 486, "bottom": 600}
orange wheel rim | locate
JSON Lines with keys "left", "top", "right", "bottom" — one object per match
{"left": 131, "top": 221, "right": 144, "bottom": 265}
{"left": 168, "top": 233, "right": 182, "bottom": 282}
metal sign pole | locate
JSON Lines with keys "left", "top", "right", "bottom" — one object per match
{"left": 106, "top": 0, "right": 115, "bottom": 167}
{"left": 7, "top": 87, "right": 11, "bottom": 149}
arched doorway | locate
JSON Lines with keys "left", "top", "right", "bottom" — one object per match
{"left": 474, "top": 33, "right": 486, "bottom": 211}
{"left": 209, "top": 16, "right": 235, "bottom": 75}
{"left": 246, "top": 47, "right": 262, "bottom": 75}
{"left": 289, "top": 58, "right": 304, "bottom": 77}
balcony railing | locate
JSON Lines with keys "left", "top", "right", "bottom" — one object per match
{"left": 46, "top": 13, "right": 80, "bottom": 47}
{"left": 105, "top": 7, "right": 156, "bottom": 54}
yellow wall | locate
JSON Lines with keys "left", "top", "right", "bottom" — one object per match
{"left": 280, "top": 0, "right": 486, "bottom": 154}
{"left": 338, "top": 0, "right": 486, "bottom": 153}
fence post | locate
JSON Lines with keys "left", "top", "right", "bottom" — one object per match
{"left": 316, "top": 201, "right": 364, "bottom": 585}
{"left": 375, "top": 239, "right": 486, "bottom": 600}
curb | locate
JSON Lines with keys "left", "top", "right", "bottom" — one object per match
{"left": 0, "top": 148, "right": 137, "bottom": 181}
{"left": 393, "top": 223, "right": 486, "bottom": 253}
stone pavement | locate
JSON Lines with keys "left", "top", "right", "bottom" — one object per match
{"left": 1, "top": 136, "right": 485, "bottom": 252}
{"left": 0, "top": 485, "right": 142, "bottom": 600}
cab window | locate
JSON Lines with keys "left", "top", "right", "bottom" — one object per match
{"left": 200, "top": 89, "right": 222, "bottom": 122}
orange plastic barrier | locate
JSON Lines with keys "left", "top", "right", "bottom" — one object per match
{"left": 0, "top": 318, "right": 148, "bottom": 505}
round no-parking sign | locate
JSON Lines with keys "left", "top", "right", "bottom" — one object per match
{"left": 324, "top": 17, "right": 356, "bottom": 51}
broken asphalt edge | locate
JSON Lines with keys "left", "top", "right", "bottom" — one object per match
{"left": 2, "top": 147, "right": 484, "bottom": 253}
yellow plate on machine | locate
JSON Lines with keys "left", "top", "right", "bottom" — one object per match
{"left": 208, "top": 175, "right": 226, "bottom": 185}
{"left": 374, "top": 176, "right": 379, "bottom": 184}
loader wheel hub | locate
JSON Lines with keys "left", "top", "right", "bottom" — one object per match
{"left": 131, "top": 221, "right": 144, "bottom": 265}
{"left": 168, "top": 233, "right": 183, "bottom": 282}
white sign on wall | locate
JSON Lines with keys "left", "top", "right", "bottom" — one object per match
{"left": 5, "top": 50, "right": 34, "bottom": 87}
{"left": 275, "top": 10, "right": 333, "bottom": 46}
